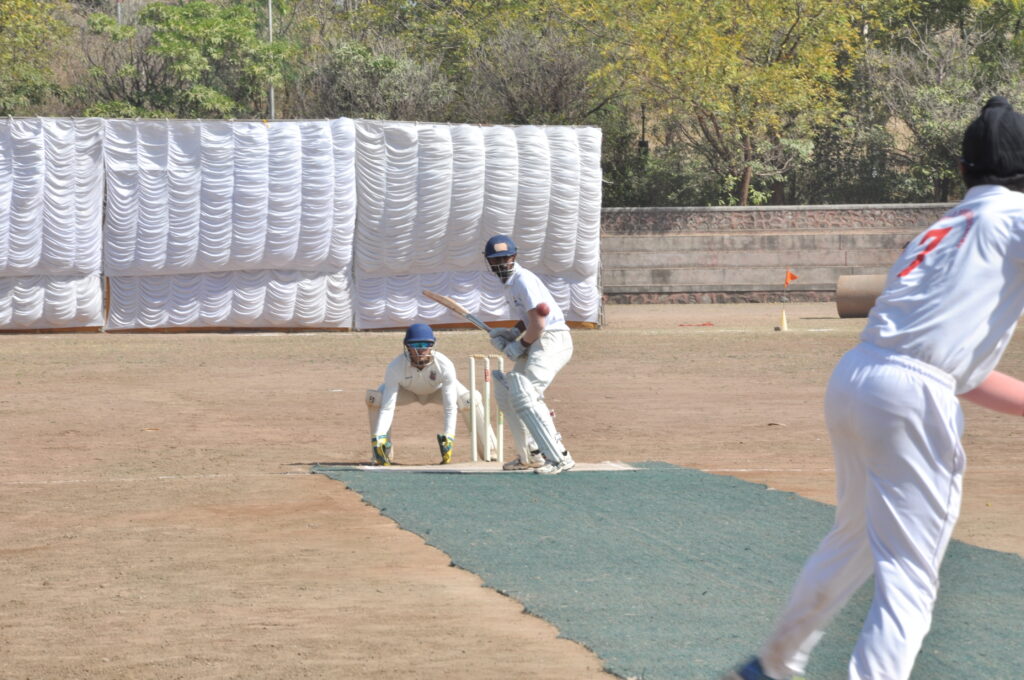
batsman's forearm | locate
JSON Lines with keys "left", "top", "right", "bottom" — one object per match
{"left": 962, "top": 370, "right": 1024, "bottom": 415}
{"left": 522, "top": 309, "right": 546, "bottom": 345}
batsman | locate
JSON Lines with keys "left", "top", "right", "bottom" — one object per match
{"left": 483, "top": 235, "right": 576, "bottom": 474}
{"left": 366, "top": 323, "right": 497, "bottom": 465}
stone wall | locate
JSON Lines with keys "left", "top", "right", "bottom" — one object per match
{"left": 600, "top": 204, "right": 952, "bottom": 303}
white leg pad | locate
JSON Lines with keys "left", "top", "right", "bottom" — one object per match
{"left": 494, "top": 370, "right": 564, "bottom": 464}
{"left": 492, "top": 372, "right": 533, "bottom": 462}
{"left": 366, "top": 388, "right": 382, "bottom": 434}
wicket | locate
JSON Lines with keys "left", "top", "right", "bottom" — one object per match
{"left": 469, "top": 354, "right": 505, "bottom": 463}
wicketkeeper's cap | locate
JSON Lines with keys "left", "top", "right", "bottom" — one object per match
{"left": 484, "top": 234, "right": 517, "bottom": 258}
{"left": 404, "top": 323, "right": 435, "bottom": 345}
{"left": 962, "top": 96, "right": 1024, "bottom": 179}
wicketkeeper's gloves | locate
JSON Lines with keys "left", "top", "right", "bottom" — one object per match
{"left": 437, "top": 434, "right": 454, "bottom": 464}
{"left": 371, "top": 434, "right": 392, "bottom": 466}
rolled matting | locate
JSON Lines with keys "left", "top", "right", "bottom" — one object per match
{"left": 835, "top": 274, "right": 887, "bottom": 318}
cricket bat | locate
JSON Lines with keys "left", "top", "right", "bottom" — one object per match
{"left": 422, "top": 290, "right": 492, "bottom": 332}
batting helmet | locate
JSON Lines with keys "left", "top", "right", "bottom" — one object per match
{"left": 404, "top": 323, "right": 435, "bottom": 345}
{"left": 484, "top": 235, "right": 517, "bottom": 259}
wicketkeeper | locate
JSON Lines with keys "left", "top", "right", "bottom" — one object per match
{"left": 366, "top": 323, "right": 497, "bottom": 465}
{"left": 483, "top": 235, "right": 576, "bottom": 474}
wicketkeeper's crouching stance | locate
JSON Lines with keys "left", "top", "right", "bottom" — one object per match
{"left": 483, "top": 235, "right": 576, "bottom": 475}
{"left": 366, "top": 323, "right": 497, "bottom": 465}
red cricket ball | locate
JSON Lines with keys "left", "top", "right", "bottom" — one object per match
{"left": 536, "top": 302, "right": 550, "bottom": 317}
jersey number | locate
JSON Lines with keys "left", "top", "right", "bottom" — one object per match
{"left": 897, "top": 210, "right": 973, "bottom": 278}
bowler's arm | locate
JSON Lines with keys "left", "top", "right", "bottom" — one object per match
{"left": 962, "top": 370, "right": 1024, "bottom": 415}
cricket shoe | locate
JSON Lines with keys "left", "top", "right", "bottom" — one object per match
{"left": 722, "top": 658, "right": 799, "bottom": 680}
{"left": 534, "top": 452, "right": 575, "bottom": 475}
{"left": 372, "top": 444, "right": 393, "bottom": 466}
{"left": 503, "top": 451, "right": 544, "bottom": 471}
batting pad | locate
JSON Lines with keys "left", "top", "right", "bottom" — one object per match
{"left": 313, "top": 462, "right": 1024, "bottom": 679}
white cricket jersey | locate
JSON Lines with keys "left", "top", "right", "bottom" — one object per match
{"left": 503, "top": 263, "right": 569, "bottom": 330}
{"left": 374, "top": 350, "right": 459, "bottom": 436}
{"left": 861, "top": 184, "right": 1024, "bottom": 393}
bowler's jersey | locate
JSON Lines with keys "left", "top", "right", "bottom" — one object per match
{"left": 374, "top": 351, "right": 459, "bottom": 436}
{"left": 862, "top": 184, "right": 1024, "bottom": 393}
{"left": 503, "top": 263, "right": 569, "bottom": 330}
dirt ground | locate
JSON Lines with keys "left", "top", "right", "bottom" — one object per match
{"left": 2, "top": 302, "right": 1022, "bottom": 679}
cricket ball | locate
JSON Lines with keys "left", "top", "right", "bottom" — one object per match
{"left": 536, "top": 302, "right": 550, "bottom": 316}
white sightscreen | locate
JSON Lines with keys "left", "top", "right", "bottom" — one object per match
{"left": 0, "top": 118, "right": 105, "bottom": 329}
{"left": 102, "top": 118, "right": 356, "bottom": 330}
{"left": 353, "top": 121, "right": 602, "bottom": 329}
{"left": 1, "top": 117, "right": 601, "bottom": 332}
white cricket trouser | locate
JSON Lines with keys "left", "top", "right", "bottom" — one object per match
{"left": 759, "top": 342, "right": 965, "bottom": 680}
{"left": 367, "top": 382, "right": 496, "bottom": 456}
{"left": 493, "top": 329, "right": 573, "bottom": 458}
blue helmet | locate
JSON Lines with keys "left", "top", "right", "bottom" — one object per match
{"left": 484, "top": 235, "right": 518, "bottom": 283}
{"left": 404, "top": 323, "right": 435, "bottom": 369}
{"left": 484, "top": 235, "right": 517, "bottom": 259}
{"left": 404, "top": 323, "right": 435, "bottom": 345}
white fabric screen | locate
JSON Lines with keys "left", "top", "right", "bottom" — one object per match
{"left": 0, "top": 118, "right": 105, "bottom": 329}
{"left": 106, "top": 270, "right": 352, "bottom": 330}
{"left": 102, "top": 118, "right": 356, "bottom": 329}
{"left": 1, "top": 117, "right": 600, "bottom": 332}
{"left": 353, "top": 121, "right": 602, "bottom": 329}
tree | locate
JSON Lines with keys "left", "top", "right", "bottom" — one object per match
{"left": 292, "top": 39, "right": 453, "bottom": 120}
{"left": 0, "top": 0, "right": 70, "bottom": 114}
{"left": 568, "top": 0, "right": 889, "bottom": 205}
{"left": 75, "top": 0, "right": 286, "bottom": 118}
{"left": 862, "top": 20, "right": 1024, "bottom": 201}
{"left": 458, "top": 13, "right": 613, "bottom": 125}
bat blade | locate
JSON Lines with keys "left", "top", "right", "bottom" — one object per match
{"left": 423, "top": 289, "right": 469, "bottom": 315}
{"left": 422, "top": 289, "right": 492, "bottom": 332}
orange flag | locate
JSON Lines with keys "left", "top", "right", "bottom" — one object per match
{"left": 784, "top": 270, "right": 798, "bottom": 287}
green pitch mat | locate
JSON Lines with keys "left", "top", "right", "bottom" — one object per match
{"left": 313, "top": 462, "right": 1022, "bottom": 679}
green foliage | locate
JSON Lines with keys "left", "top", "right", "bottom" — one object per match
{"left": 78, "top": 0, "right": 286, "bottom": 118}
{"left": 569, "top": 0, "right": 873, "bottom": 204}
{"left": 455, "top": 13, "right": 611, "bottom": 125}
{"left": 295, "top": 39, "right": 453, "bottom": 120}
{"left": 32, "top": 0, "right": 1024, "bottom": 206}
{"left": 0, "top": 0, "right": 69, "bottom": 114}
{"left": 859, "top": 20, "right": 1024, "bottom": 201}
{"left": 351, "top": 0, "right": 524, "bottom": 76}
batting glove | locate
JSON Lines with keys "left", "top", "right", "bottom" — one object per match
{"left": 503, "top": 339, "right": 527, "bottom": 361}
{"left": 437, "top": 434, "right": 454, "bottom": 465}
{"left": 371, "top": 434, "right": 392, "bottom": 466}
{"left": 490, "top": 334, "right": 509, "bottom": 352}
{"left": 489, "top": 327, "right": 520, "bottom": 341}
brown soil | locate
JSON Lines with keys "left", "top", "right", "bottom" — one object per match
{"left": 2, "top": 302, "right": 1021, "bottom": 679}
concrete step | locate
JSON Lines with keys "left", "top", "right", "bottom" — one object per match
{"left": 600, "top": 231, "right": 917, "bottom": 253}
{"left": 601, "top": 204, "right": 950, "bottom": 235}
{"left": 601, "top": 264, "right": 892, "bottom": 292}
{"left": 602, "top": 248, "right": 902, "bottom": 269}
